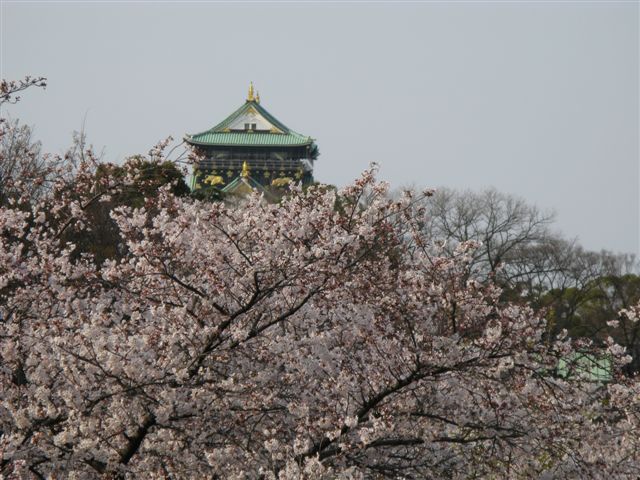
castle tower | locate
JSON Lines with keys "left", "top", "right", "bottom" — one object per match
{"left": 184, "top": 83, "right": 319, "bottom": 193}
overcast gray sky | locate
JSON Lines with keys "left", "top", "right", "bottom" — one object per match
{"left": 1, "top": 1, "right": 638, "bottom": 255}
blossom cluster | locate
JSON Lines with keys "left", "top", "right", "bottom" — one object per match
{"left": 0, "top": 150, "right": 638, "bottom": 478}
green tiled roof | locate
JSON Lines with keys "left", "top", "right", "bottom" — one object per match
{"left": 557, "top": 353, "right": 612, "bottom": 382}
{"left": 222, "top": 175, "right": 263, "bottom": 193}
{"left": 185, "top": 99, "right": 314, "bottom": 148}
{"left": 221, "top": 174, "right": 278, "bottom": 202}
{"left": 186, "top": 131, "right": 312, "bottom": 147}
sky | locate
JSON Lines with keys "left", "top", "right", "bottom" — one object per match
{"left": 1, "top": 1, "right": 638, "bottom": 256}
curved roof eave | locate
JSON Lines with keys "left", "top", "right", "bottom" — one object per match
{"left": 185, "top": 140, "right": 315, "bottom": 148}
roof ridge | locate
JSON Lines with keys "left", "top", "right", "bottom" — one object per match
{"left": 221, "top": 174, "right": 278, "bottom": 201}
{"left": 210, "top": 102, "right": 253, "bottom": 133}
{"left": 189, "top": 101, "right": 293, "bottom": 136}
{"left": 251, "top": 102, "right": 290, "bottom": 133}
{"left": 184, "top": 98, "right": 314, "bottom": 148}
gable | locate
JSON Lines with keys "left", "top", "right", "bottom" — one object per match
{"left": 226, "top": 105, "right": 282, "bottom": 132}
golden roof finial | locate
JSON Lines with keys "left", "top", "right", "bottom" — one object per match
{"left": 247, "top": 81, "right": 255, "bottom": 102}
{"left": 241, "top": 161, "right": 250, "bottom": 178}
{"left": 256, "top": 91, "right": 260, "bottom": 104}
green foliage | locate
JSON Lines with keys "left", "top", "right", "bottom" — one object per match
{"left": 542, "top": 273, "right": 640, "bottom": 375}
{"left": 66, "top": 158, "right": 191, "bottom": 265}
{"left": 96, "top": 157, "right": 190, "bottom": 206}
{"left": 190, "top": 184, "right": 225, "bottom": 202}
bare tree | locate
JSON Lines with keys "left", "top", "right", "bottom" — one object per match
{"left": 0, "top": 77, "right": 53, "bottom": 205}
{"left": 422, "top": 187, "right": 557, "bottom": 285}
{"left": 0, "top": 119, "right": 45, "bottom": 203}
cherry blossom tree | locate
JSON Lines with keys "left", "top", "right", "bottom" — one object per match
{"left": 1, "top": 82, "right": 639, "bottom": 478}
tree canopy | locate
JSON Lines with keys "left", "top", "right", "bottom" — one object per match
{"left": 1, "top": 78, "right": 639, "bottom": 479}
